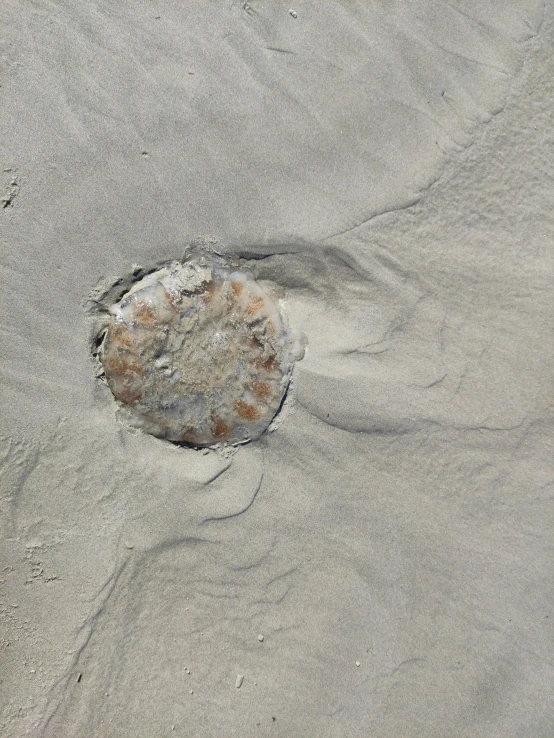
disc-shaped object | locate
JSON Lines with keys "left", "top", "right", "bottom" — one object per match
{"left": 99, "top": 253, "right": 305, "bottom": 445}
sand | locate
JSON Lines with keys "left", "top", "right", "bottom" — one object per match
{"left": 1, "top": 1, "right": 553, "bottom": 736}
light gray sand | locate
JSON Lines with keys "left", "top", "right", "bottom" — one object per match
{"left": 1, "top": 2, "right": 553, "bottom": 736}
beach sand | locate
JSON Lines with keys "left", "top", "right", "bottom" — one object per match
{"left": 1, "top": 2, "right": 553, "bottom": 736}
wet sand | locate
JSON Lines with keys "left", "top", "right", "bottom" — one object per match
{"left": 1, "top": 2, "right": 553, "bottom": 736}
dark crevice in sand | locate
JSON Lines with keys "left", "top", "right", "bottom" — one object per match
{"left": 202, "top": 460, "right": 233, "bottom": 485}
{"left": 265, "top": 46, "right": 296, "bottom": 55}
{"left": 235, "top": 247, "right": 302, "bottom": 261}
{"left": 297, "top": 397, "right": 530, "bottom": 437}
{"left": 320, "top": 198, "right": 422, "bottom": 242}
{"left": 201, "top": 465, "right": 264, "bottom": 524}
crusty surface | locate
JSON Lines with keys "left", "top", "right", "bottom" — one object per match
{"left": 101, "top": 255, "right": 305, "bottom": 445}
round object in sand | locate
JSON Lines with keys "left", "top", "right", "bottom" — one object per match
{"left": 99, "top": 252, "right": 305, "bottom": 445}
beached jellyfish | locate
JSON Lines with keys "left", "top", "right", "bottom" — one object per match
{"left": 98, "top": 252, "right": 306, "bottom": 446}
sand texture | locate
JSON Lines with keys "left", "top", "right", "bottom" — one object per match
{"left": 1, "top": 1, "right": 553, "bottom": 736}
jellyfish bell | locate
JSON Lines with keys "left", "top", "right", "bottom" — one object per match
{"left": 98, "top": 252, "right": 306, "bottom": 446}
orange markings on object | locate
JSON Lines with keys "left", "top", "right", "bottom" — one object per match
{"left": 105, "top": 357, "right": 143, "bottom": 377}
{"left": 179, "top": 429, "right": 202, "bottom": 445}
{"left": 211, "top": 415, "right": 231, "bottom": 439}
{"left": 231, "top": 281, "right": 244, "bottom": 297}
{"left": 113, "top": 388, "right": 142, "bottom": 405}
{"left": 245, "top": 296, "right": 265, "bottom": 315}
{"left": 234, "top": 400, "right": 261, "bottom": 421}
{"left": 251, "top": 354, "right": 278, "bottom": 373}
{"left": 133, "top": 301, "right": 157, "bottom": 325}
{"left": 250, "top": 381, "right": 271, "bottom": 399}
{"left": 248, "top": 336, "right": 278, "bottom": 373}
{"left": 110, "top": 323, "right": 134, "bottom": 347}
